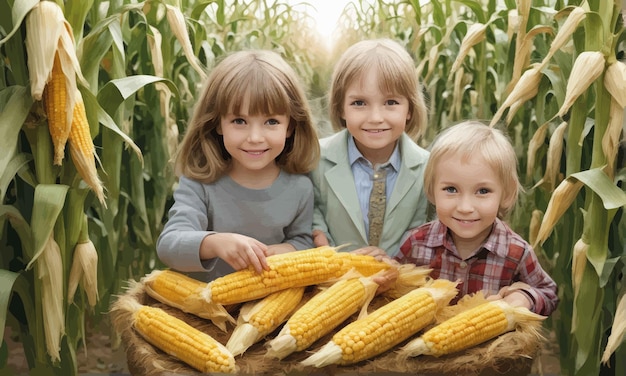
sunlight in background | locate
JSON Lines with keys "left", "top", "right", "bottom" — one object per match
{"left": 287, "top": 0, "right": 354, "bottom": 49}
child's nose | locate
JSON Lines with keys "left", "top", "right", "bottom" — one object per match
{"left": 247, "top": 125, "right": 264, "bottom": 142}
{"left": 457, "top": 196, "right": 475, "bottom": 212}
{"left": 369, "top": 106, "right": 384, "bottom": 122}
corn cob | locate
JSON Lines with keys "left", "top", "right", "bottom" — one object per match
{"left": 333, "top": 251, "right": 392, "bottom": 276}
{"left": 143, "top": 269, "right": 235, "bottom": 331}
{"left": 226, "top": 286, "right": 306, "bottom": 356}
{"left": 266, "top": 275, "right": 379, "bottom": 359}
{"left": 67, "top": 90, "right": 106, "bottom": 206}
{"left": 44, "top": 52, "right": 71, "bottom": 165}
{"left": 128, "top": 300, "right": 237, "bottom": 373}
{"left": 398, "top": 300, "right": 545, "bottom": 358}
{"left": 301, "top": 279, "right": 457, "bottom": 366}
{"left": 205, "top": 246, "right": 345, "bottom": 305}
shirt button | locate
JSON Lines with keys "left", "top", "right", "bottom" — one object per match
{"left": 459, "top": 261, "right": 467, "bottom": 268}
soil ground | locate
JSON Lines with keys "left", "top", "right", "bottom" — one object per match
{"left": 4, "top": 321, "right": 561, "bottom": 376}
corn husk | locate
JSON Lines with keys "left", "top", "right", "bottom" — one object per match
{"left": 450, "top": 23, "right": 488, "bottom": 74}
{"left": 543, "top": 7, "right": 587, "bottom": 65}
{"left": 602, "top": 99, "right": 625, "bottom": 175}
{"left": 535, "top": 121, "right": 568, "bottom": 191}
{"left": 67, "top": 239, "right": 99, "bottom": 307}
{"left": 491, "top": 65, "right": 543, "bottom": 126}
{"left": 604, "top": 60, "right": 626, "bottom": 108}
{"left": 36, "top": 235, "right": 65, "bottom": 362}
{"left": 533, "top": 178, "right": 584, "bottom": 248}
{"left": 164, "top": 4, "right": 207, "bottom": 81}
{"left": 601, "top": 294, "right": 626, "bottom": 364}
{"left": 570, "top": 238, "right": 589, "bottom": 333}
{"left": 528, "top": 210, "right": 543, "bottom": 247}
{"left": 526, "top": 122, "right": 549, "bottom": 180}
{"left": 67, "top": 89, "right": 106, "bottom": 206}
{"left": 557, "top": 51, "right": 605, "bottom": 118}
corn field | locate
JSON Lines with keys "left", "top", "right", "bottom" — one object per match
{"left": 0, "top": 0, "right": 624, "bottom": 375}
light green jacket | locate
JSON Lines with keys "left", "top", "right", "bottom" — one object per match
{"left": 310, "top": 130, "right": 430, "bottom": 257}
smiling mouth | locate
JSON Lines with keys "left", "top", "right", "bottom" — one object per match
{"left": 245, "top": 150, "right": 267, "bottom": 155}
{"left": 366, "top": 129, "right": 388, "bottom": 133}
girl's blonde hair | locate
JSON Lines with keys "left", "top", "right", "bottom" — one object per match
{"left": 175, "top": 50, "right": 320, "bottom": 183}
{"left": 329, "top": 38, "right": 428, "bottom": 142}
{"left": 423, "top": 121, "right": 522, "bottom": 219}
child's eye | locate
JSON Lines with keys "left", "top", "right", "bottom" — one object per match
{"left": 232, "top": 118, "right": 246, "bottom": 125}
{"left": 444, "top": 186, "right": 457, "bottom": 193}
{"left": 350, "top": 100, "right": 366, "bottom": 107}
{"left": 385, "top": 99, "right": 400, "bottom": 105}
{"left": 477, "top": 188, "right": 491, "bottom": 195}
{"left": 266, "top": 118, "right": 280, "bottom": 126}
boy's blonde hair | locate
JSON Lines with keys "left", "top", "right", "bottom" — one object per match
{"left": 329, "top": 38, "right": 428, "bottom": 142}
{"left": 424, "top": 121, "right": 522, "bottom": 219}
{"left": 175, "top": 50, "right": 320, "bottom": 183}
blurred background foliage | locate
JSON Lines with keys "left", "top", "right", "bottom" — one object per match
{"left": 0, "top": 0, "right": 625, "bottom": 375}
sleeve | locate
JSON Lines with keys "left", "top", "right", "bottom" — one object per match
{"left": 309, "top": 169, "right": 334, "bottom": 245}
{"left": 284, "top": 178, "right": 314, "bottom": 250}
{"left": 156, "top": 176, "right": 216, "bottom": 272}
{"left": 516, "top": 246, "right": 559, "bottom": 316}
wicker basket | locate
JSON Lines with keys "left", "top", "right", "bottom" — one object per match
{"left": 110, "top": 280, "right": 544, "bottom": 376}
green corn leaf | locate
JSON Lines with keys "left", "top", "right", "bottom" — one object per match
{"left": 0, "top": 0, "right": 38, "bottom": 45}
{"left": 0, "top": 86, "right": 33, "bottom": 182}
{"left": 25, "top": 184, "right": 69, "bottom": 270}
{"left": 571, "top": 168, "right": 626, "bottom": 210}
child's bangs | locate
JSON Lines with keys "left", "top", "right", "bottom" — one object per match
{"left": 371, "top": 55, "right": 413, "bottom": 96}
{"left": 224, "top": 70, "right": 290, "bottom": 116}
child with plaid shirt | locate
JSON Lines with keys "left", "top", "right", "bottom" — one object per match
{"left": 395, "top": 121, "right": 558, "bottom": 316}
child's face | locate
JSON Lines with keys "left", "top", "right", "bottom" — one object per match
{"left": 218, "top": 106, "right": 291, "bottom": 181}
{"left": 432, "top": 152, "right": 503, "bottom": 255}
{"left": 342, "top": 68, "right": 410, "bottom": 165}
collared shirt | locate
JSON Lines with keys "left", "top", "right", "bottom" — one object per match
{"left": 348, "top": 136, "right": 401, "bottom": 237}
{"left": 396, "top": 218, "right": 558, "bottom": 316}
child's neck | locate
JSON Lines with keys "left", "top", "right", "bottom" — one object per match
{"left": 228, "top": 165, "right": 281, "bottom": 189}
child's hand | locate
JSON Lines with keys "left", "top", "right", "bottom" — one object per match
{"left": 371, "top": 267, "right": 399, "bottom": 294}
{"left": 312, "top": 230, "right": 329, "bottom": 247}
{"left": 200, "top": 233, "right": 269, "bottom": 273}
{"left": 352, "top": 246, "right": 391, "bottom": 262}
{"left": 266, "top": 243, "right": 297, "bottom": 256}
{"left": 487, "top": 284, "right": 533, "bottom": 310}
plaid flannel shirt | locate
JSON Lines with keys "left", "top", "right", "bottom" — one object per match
{"left": 396, "top": 218, "right": 558, "bottom": 316}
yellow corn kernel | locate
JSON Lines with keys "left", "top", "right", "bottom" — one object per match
{"left": 301, "top": 279, "right": 457, "bottom": 366}
{"left": 266, "top": 276, "right": 379, "bottom": 360}
{"left": 333, "top": 252, "right": 391, "bottom": 276}
{"left": 143, "top": 269, "right": 235, "bottom": 331}
{"left": 67, "top": 90, "right": 106, "bottom": 206}
{"left": 205, "top": 246, "right": 343, "bottom": 305}
{"left": 226, "top": 286, "right": 305, "bottom": 356}
{"left": 44, "top": 53, "right": 71, "bottom": 165}
{"left": 132, "top": 303, "right": 237, "bottom": 374}
{"left": 398, "top": 300, "right": 545, "bottom": 358}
